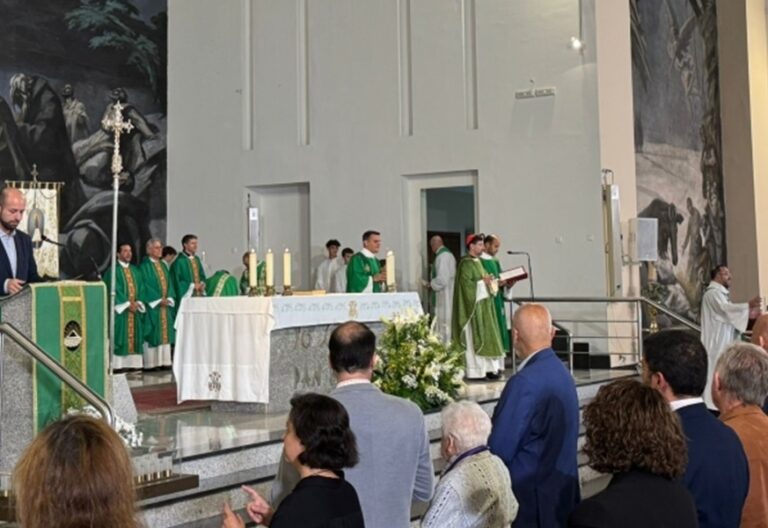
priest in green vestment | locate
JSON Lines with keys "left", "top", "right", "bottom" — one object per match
{"left": 171, "top": 234, "right": 207, "bottom": 305}
{"left": 480, "top": 234, "right": 511, "bottom": 354}
{"left": 140, "top": 239, "right": 176, "bottom": 369}
{"left": 104, "top": 243, "right": 146, "bottom": 370}
{"left": 239, "top": 251, "right": 266, "bottom": 295}
{"left": 347, "top": 230, "right": 386, "bottom": 293}
{"left": 452, "top": 233, "right": 505, "bottom": 380}
{"left": 207, "top": 270, "right": 240, "bottom": 296}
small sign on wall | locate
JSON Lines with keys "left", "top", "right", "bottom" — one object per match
{"left": 248, "top": 207, "right": 259, "bottom": 251}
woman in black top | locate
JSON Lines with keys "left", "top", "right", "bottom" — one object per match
{"left": 222, "top": 393, "right": 364, "bottom": 528}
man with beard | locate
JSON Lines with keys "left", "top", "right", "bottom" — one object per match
{"left": 0, "top": 187, "right": 41, "bottom": 295}
{"left": 701, "top": 265, "right": 763, "bottom": 409}
{"left": 9, "top": 74, "right": 83, "bottom": 223}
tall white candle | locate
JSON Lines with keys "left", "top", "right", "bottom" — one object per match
{"left": 386, "top": 250, "right": 395, "bottom": 286}
{"left": 266, "top": 249, "right": 274, "bottom": 287}
{"left": 283, "top": 248, "right": 292, "bottom": 287}
{"left": 248, "top": 250, "right": 257, "bottom": 287}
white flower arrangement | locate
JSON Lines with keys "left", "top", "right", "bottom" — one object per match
{"left": 374, "top": 311, "right": 465, "bottom": 410}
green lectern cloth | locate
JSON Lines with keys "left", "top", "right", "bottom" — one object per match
{"left": 30, "top": 282, "right": 107, "bottom": 433}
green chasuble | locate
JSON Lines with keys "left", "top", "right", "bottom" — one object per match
{"left": 239, "top": 261, "right": 266, "bottom": 295}
{"left": 103, "top": 263, "right": 145, "bottom": 356}
{"left": 140, "top": 257, "right": 176, "bottom": 347}
{"left": 207, "top": 270, "right": 240, "bottom": 296}
{"left": 346, "top": 252, "right": 382, "bottom": 293}
{"left": 451, "top": 256, "right": 504, "bottom": 358}
{"left": 480, "top": 255, "right": 511, "bottom": 352}
{"left": 171, "top": 253, "right": 207, "bottom": 305}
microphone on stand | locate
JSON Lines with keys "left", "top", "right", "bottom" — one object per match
{"left": 41, "top": 235, "right": 65, "bottom": 247}
{"left": 507, "top": 250, "right": 535, "bottom": 301}
{"left": 89, "top": 256, "right": 102, "bottom": 281}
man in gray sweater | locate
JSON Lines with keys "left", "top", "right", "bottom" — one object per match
{"left": 272, "top": 321, "right": 434, "bottom": 527}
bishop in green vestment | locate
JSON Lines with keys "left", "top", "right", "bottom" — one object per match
{"left": 171, "top": 234, "right": 207, "bottom": 305}
{"left": 481, "top": 235, "right": 511, "bottom": 353}
{"left": 207, "top": 270, "right": 240, "bottom": 296}
{"left": 140, "top": 239, "right": 176, "bottom": 369}
{"left": 104, "top": 243, "right": 146, "bottom": 370}
{"left": 452, "top": 234, "right": 505, "bottom": 379}
{"left": 347, "top": 230, "right": 386, "bottom": 293}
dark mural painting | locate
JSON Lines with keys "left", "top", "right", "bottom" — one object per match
{"left": 631, "top": 0, "right": 725, "bottom": 322}
{"left": 0, "top": 0, "right": 167, "bottom": 278}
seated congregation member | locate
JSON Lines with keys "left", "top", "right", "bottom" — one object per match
{"left": 422, "top": 401, "right": 518, "bottom": 527}
{"left": 271, "top": 321, "right": 434, "bottom": 528}
{"left": 643, "top": 330, "right": 749, "bottom": 528}
{"left": 568, "top": 379, "right": 697, "bottom": 528}
{"left": 712, "top": 342, "right": 768, "bottom": 527}
{"left": 223, "top": 393, "right": 363, "bottom": 528}
{"left": 13, "top": 414, "right": 142, "bottom": 528}
{"left": 749, "top": 313, "right": 768, "bottom": 413}
{"left": 488, "top": 303, "right": 580, "bottom": 527}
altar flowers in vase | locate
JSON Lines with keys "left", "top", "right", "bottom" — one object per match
{"left": 374, "top": 309, "right": 465, "bottom": 410}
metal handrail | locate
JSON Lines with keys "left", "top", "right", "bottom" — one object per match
{"left": 0, "top": 322, "right": 114, "bottom": 426}
{"left": 511, "top": 296, "right": 701, "bottom": 333}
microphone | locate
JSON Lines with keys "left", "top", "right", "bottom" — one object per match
{"left": 89, "top": 256, "right": 102, "bottom": 280}
{"left": 507, "top": 251, "right": 529, "bottom": 255}
{"left": 41, "top": 235, "right": 65, "bottom": 247}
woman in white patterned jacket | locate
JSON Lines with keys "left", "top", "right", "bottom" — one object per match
{"left": 422, "top": 401, "right": 518, "bottom": 527}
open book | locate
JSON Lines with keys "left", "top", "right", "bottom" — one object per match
{"left": 499, "top": 266, "right": 528, "bottom": 283}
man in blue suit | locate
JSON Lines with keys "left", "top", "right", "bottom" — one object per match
{"left": 489, "top": 303, "right": 580, "bottom": 527}
{"left": 643, "top": 329, "right": 749, "bottom": 528}
{"left": 0, "top": 187, "right": 40, "bottom": 295}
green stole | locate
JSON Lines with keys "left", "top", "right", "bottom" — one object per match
{"left": 104, "top": 263, "right": 144, "bottom": 357}
{"left": 451, "top": 256, "right": 504, "bottom": 358}
{"left": 140, "top": 257, "right": 176, "bottom": 346}
{"left": 206, "top": 270, "right": 240, "bottom": 296}
{"left": 346, "top": 252, "right": 382, "bottom": 293}
{"left": 171, "top": 253, "right": 207, "bottom": 305}
{"left": 480, "top": 254, "right": 510, "bottom": 352}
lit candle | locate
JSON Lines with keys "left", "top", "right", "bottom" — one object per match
{"left": 283, "top": 248, "right": 292, "bottom": 287}
{"left": 386, "top": 250, "right": 395, "bottom": 286}
{"left": 266, "top": 249, "right": 274, "bottom": 287}
{"left": 248, "top": 250, "right": 257, "bottom": 287}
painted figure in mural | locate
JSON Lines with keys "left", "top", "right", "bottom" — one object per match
{"left": 640, "top": 198, "right": 684, "bottom": 267}
{"left": 9, "top": 73, "right": 83, "bottom": 223}
{"left": 663, "top": 0, "right": 700, "bottom": 112}
{"left": 681, "top": 197, "right": 707, "bottom": 290}
{"left": 61, "top": 84, "right": 90, "bottom": 144}
{"left": 0, "top": 95, "right": 29, "bottom": 181}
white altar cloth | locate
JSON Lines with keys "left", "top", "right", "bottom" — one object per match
{"left": 173, "top": 292, "right": 422, "bottom": 403}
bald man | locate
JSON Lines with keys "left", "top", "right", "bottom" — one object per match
{"left": 488, "top": 304, "right": 580, "bottom": 527}
{"left": 0, "top": 187, "right": 41, "bottom": 295}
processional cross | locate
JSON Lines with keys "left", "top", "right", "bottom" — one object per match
{"left": 101, "top": 101, "right": 133, "bottom": 373}
{"left": 101, "top": 101, "right": 134, "bottom": 176}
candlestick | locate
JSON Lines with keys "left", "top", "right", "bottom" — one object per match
{"left": 248, "top": 249, "right": 257, "bottom": 288}
{"left": 283, "top": 248, "right": 292, "bottom": 288}
{"left": 386, "top": 250, "right": 395, "bottom": 291}
{"left": 266, "top": 249, "right": 274, "bottom": 287}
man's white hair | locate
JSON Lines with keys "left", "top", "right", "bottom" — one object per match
{"left": 145, "top": 238, "right": 163, "bottom": 251}
{"left": 441, "top": 400, "right": 491, "bottom": 453}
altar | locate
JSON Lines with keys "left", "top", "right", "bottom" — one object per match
{"left": 173, "top": 292, "right": 422, "bottom": 412}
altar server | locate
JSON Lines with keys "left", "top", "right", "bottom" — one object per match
{"left": 104, "top": 242, "right": 145, "bottom": 370}
{"left": 701, "top": 265, "right": 762, "bottom": 408}
{"left": 140, "top": 238, "right": 175, "bottom": 369}
{"left": 428, "top": 235, "right": 456, "bottom": 343}
{"left": 314, "top": 239, "right": 342, "bottom": 291}
{"left": 331, "top": 247, "right": 354, "bottom": 293}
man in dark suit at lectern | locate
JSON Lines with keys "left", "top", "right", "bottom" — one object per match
{"left": 0, "top": 187, "right": 40, "bottom": 295}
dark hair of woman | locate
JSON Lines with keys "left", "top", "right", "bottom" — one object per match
{"left": 583, "top": 379, "right": 687, "bottom": 479}
{"left": 289, "top": 393, "right": 359, "bottom": 471}
{"left": 13, "top": 414, "right": 140, "bottom": 528}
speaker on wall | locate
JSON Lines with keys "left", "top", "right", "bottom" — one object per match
{"left": 628, "top": 217, "right": 658, "bottom": 262}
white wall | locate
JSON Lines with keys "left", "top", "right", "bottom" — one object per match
{"left": 168, "top": 0, "right": 607, "bottom": 296}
